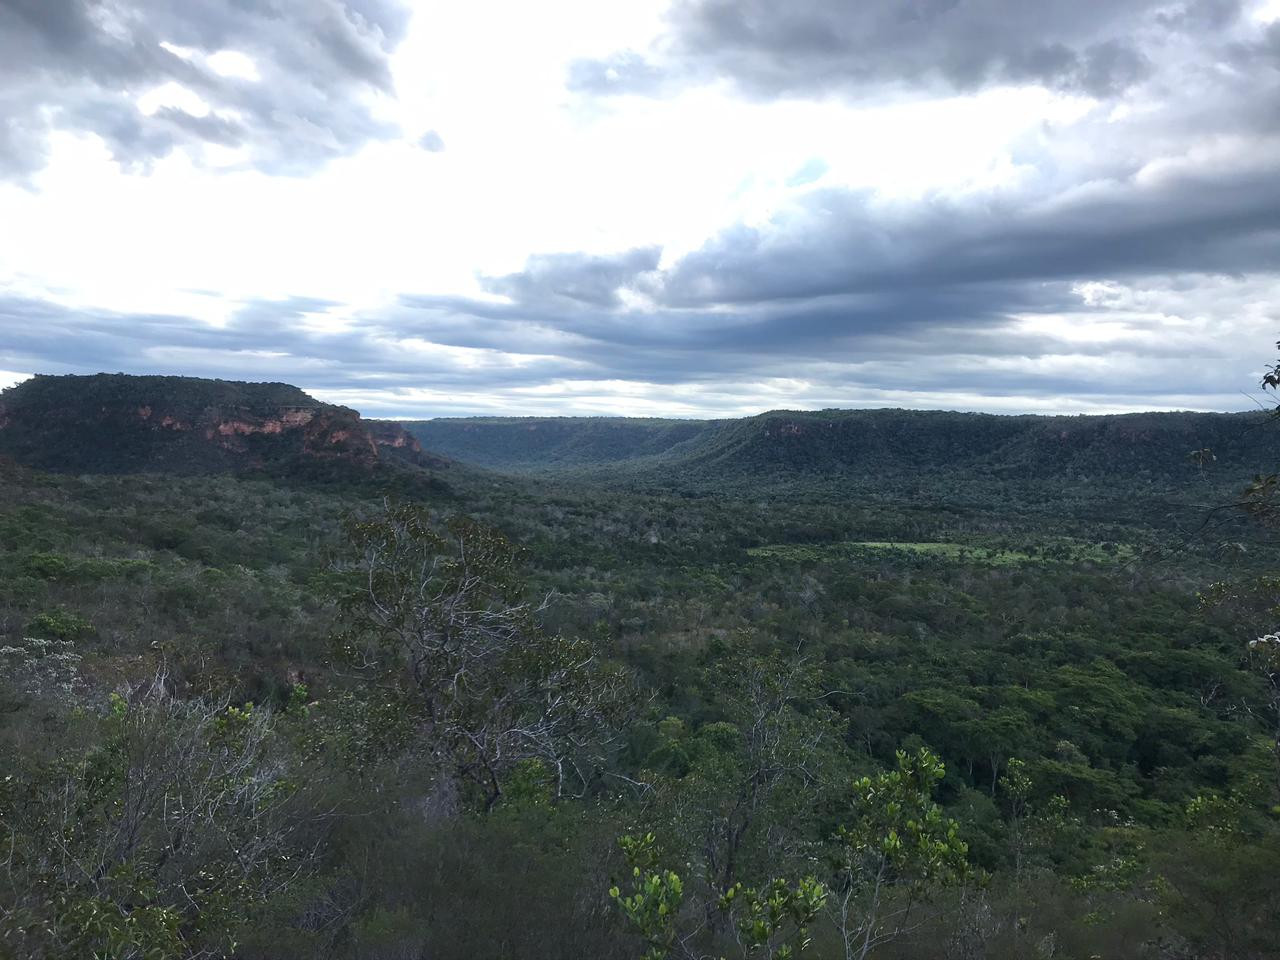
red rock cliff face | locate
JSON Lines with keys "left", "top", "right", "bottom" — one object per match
{"left": 365, "top": 420, "right": 423, "bottom": 452}
{"left": 301, "top": 410, "right": 380, "bottom": 464}
{"left": 210, "top": 408, "right": 317, "bottom": 438}
{"left": 364, "top": 420, "right": 451, "bottom": 469}
{"left": 132, "top": 401, "right": 386, "bottom": 468}
{"left": 188, "top": 404, "right": 384, "bottom": 466}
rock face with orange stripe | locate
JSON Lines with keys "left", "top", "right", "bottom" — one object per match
{"left": 0, "top": 373, "right": 435, "bottom": 475}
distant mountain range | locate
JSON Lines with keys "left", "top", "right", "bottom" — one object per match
{"left": 3, "top": 375, "right": 1277, "bottom": 501}
{"left": 0, "top": 374, "right": 438, "bottom": 476}
{"left": 402, "top": 408, "right": 1280, "bottom": 493}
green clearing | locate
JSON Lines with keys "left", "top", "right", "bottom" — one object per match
{"left": 747, "top": 538, "right": 1134, "bottom": 565}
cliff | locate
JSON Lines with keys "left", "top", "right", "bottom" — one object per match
{"left": 0, "top": 374, "right": 442, "bottom": 476}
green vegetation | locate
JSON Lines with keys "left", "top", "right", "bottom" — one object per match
{"left": 403, "top": 415, "right": 712, "bottom": 471}
{"left": 747, "top": 538, "right": 1135, "bottom": 566}
{"left": 1, "top": 371, "right": 1279, "bottom": 958}
{"left": 404, "top": 407, "right": 1280, "bottom": 501}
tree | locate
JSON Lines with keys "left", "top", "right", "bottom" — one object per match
{"left": 998, "top": 757, "right": 1033, "bottom": 881}
{"left": 0, "top": 674, "right": 316, "bottom": 959}
{"left": 1212, "top": 344, "right": 1280, "bottom": 804}
{"left": 336, "top": 501, "right": 633, "bottom": 810}
{"left": 1152, "top": 795, "right": 1280, "bottom": 960}
{"left": 1246, "top": 632, "right": 1280, "bottom": 804}
{"left": 643, "top": 645, "right": 844, "bottom": 923}
{"left": 829, "top": 747, "right": 969, "bottom": 960}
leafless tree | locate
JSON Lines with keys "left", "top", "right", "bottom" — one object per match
{"left": 1, "top": 670, "right": 326, "bottom": 958}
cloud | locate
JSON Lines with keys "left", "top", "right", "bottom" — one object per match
{"left": 8, "top": 83, "right": 1277, "bottom": 420}
{"left": 2, "top": 0, "right": 1278, "bottom": 419}
{"left": 375, "top": 106, "right": 1280, "bottom": 410}
{"left": 0, "top": 0, "right": 410, "bottom": 182}
{"left": 0, "top": 293, "right": 589, "bottom": 393}
{"left": 654, "top": 155, "right": 1280, "bottom": 310}
{"left": 569, "top": 0, "right": 1242, "bottom": 101}
{"left": 2, "top": 277, "right": 1270, "bottom": 420}
{"left": 567, "top": 50, "right": 674, "bottom": 97}
{"left": 480, "top": 247, "right": 663, "bottom": 309}
{"left": 6, "top": 85, "right": 1279, "bottom": 417}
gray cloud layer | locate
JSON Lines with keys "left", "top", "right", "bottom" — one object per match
{"left": 5, "top": 120, "right": 1278, "bottom": 413}
{"left": 571, "top": 0, "right": 1241, "bottom": 100}
{"left": 481, "top": 248, "right": 662, "bottom": 309}
{"left": 0, "top": 0, "right": 409, "bottom": 181}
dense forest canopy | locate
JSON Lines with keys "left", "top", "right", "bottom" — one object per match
{"left": 1, "top": 372, "right": 1279, "bottom": 959}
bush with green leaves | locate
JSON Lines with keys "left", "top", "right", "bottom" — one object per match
{"left": 609, "top": 832, "right": 827, "bottom": 960}
{"left": 610, "top": 833, "right": 685, "bottom": 960}
{"left": 830, "top": 747, "right": 970, "bottom": 960}
{"left": 719, "top": 876, "right": 828, "bottom": 960}
{"left": 25, "top": 608, "right": 93, "bottom": 642}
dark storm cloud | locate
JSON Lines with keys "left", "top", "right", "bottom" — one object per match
{"left": 0, "top": 0, "right": 409, "bottom": 181}
{"left": 0, "top": 250, "right": 1260, "bottom": 418}
{"left": 570, "top": 0, "right": 1238, "bottom": 100}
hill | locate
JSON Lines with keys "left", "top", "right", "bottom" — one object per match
{"left": 403, "top": 408, "right": 1279, "bottom": 493}
{"left": 0, "top": 373, "right": 438, "bottom": 476}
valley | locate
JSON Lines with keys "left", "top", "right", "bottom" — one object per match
{"left": 1, "top": 374, "right": 1278, "bottom": 959}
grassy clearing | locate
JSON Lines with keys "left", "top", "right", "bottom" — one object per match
{"left": 747, "top": 539, "right": 1133, "bottom": 566}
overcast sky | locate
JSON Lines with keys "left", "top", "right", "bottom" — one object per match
{"left": 1, "top": 0, "right": 1279, "bottom": 418}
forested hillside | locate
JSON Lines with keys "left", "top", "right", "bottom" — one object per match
{"left": 0, "top": 374, "right": 435, "bottom": 476}
{"left": 2, "top": 375, "right": 1279, "bottom": 959}
{"left": 402, "top": 415, "right": 713, "bottom": 470}
{"left": 404, "top": 408, "right": 1278, "bottom": 492}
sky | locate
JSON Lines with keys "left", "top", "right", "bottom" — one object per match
{"left": 1, "top": 0, "right": 1279, "bottom": 419}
